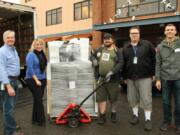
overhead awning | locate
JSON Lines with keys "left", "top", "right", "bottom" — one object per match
{"left": 64, "top": 33, "right": 92, "bottom": 40}
{"left": 43, "top": 36, "right": 62, "bottom": 42}
{"left": 94, "top": 16, "right": 180, "bottom": 31}
{"left": 38, "top": 29, "right": 92, "bottom": 39}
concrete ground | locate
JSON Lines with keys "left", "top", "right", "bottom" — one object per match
{"left": 0, "top": 88, "right": 177, "bottom": 135}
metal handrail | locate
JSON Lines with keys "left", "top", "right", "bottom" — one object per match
{"left": 116, "top": 0, "right": 177, "bottom": 18}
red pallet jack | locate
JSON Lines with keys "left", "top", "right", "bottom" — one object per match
{"left": 55, "top": 79, "right": 106, "bottom": 128}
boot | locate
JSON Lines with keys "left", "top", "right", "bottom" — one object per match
{"left": 97, "top": 114, "right": 106, "bottom": 124}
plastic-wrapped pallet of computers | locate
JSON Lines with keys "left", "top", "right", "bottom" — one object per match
{"left": 47, "top": 38, "right": 97, "bottom": 118}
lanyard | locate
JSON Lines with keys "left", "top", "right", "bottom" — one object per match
{"left": 132, "top": 46, "right": 138, "bottom": 57}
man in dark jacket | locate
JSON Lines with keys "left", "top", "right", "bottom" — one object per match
{"left": 91, "top": 33, "right": 123, "bottom": 124}
{"left": 123, "top": 26, "right": 155, "bottom": 131}
{"left": 156, "top": 24, "right": 180, "bottom": 134}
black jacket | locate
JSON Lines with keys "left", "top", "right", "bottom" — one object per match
{"left": 123, "top": 39, "right": 155, "bottom": 79}
{"left": 90, "top": 46, "right": 124, "bottom": 82}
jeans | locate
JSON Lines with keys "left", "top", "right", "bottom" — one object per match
{"left": 162, "top": 79, "right": 180, "bottom": 126}
{"left": 1, "top": 79, "right": 19, "bottom": 135}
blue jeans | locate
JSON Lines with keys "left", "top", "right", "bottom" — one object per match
{"left": 162, "top": 79, "right": 180, "bottom": 126}
{"left": 1, "top": 79, "right": 19, "bottom": 135}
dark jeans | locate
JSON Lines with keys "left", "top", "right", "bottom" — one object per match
{"left": 1, "top": 79, "right": 19, "bottom": 135}
{"left": 26, "top": 79, "right": 46, "bottom": 124}
{"left": 162, "top": 79, "right": 180, "bottom": 126}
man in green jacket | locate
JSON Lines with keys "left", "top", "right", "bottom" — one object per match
{"left": 156, "top": 24, "right": 180, "bottom": 134}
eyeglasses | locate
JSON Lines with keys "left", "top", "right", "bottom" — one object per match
{"left": 130, "top": 33, "right": 140, "bottom": 35}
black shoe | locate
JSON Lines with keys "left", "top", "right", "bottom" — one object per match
{"left": 130, "top": 115, "right": 139, "bottom": 125}
{"left": 32, "top": 121, "right": 38, "bottom": 125}
{"left": 144, "top": 120, "right": 152, "bottom": 131}
{"left": 97, "top": 114, "right": 106, "bottom": 124}
{"left": 176, "top": 126, "right": 180, "bottom": 134}
{"left": 38, "top": 122, "right": 46, "bottom": 127}
{"left": 160, "top": 122, "right": 170, "bottom": 131}
{"left": 111, "top": 112, "right": 117, "bottom": 123}
{"left": 32, "top": 121, "right": 46, "bottom": 127}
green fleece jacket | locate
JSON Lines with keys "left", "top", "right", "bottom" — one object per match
{"left": 155, "top": 37, "right": 180, "bottom": 80}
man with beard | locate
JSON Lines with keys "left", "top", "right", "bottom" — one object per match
{"left": 91, "top": 33, "right": 123, "bottom": 124}
{"left": 123, "top": 26, "right": 155, "bottom": 131}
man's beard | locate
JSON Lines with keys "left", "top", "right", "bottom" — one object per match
{"left": 105, "top": 43, "right": 112, "bottom": 48}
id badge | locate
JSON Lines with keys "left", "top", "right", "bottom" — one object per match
{"left": 102, "top": 53, "right": 110, "bottom": 61}
{"left": 0, "top": 82, "right": 4, "bottom": 91}
{"left": 133, "top": 57, "right": 138, "bottom": 64}
{"left": 175, "top": 48, "right": 180, "bottom": 52}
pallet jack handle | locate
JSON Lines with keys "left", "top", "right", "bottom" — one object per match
{"left": 79, "top": 78, "right": 107, "bottom": 107}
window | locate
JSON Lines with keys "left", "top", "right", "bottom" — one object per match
{"left": 74, "top": 0, "right": 92, "bottom": 21}
{"left": 46, "top": 7, "right": 62, "bottom": 26}
{"left": 25, "top": 0, "right": 32, "bottom": 2}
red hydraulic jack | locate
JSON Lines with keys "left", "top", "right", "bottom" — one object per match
{"left": 55, "top": 79, "right": 106, "bottom": 128}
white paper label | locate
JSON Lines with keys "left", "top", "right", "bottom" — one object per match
{"left": 102, "top": 53, "right": 110, "bottom": 61}
{"left": 69, "top": 81, "right": 76, "bottom": 89}
{"left": 0, "top": 83, "right": 4, "bottom": 91}
{"left": 133, "top": 57, "right": 138, "bottom": 64}
{"left": 175, "top": 48, "right": 180, "bottom": 52}
{"left": 97, "top": 52, "right": 101, "bottom": 57}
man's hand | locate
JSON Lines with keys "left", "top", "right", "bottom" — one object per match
{"left": 156, "top": 80, "right": 161, "bottom": 91}
{"left": 6, "top": 84, "right": 16, "bottom": 96}
{"left": 105, "top": 71, "right": 113, "bottom": 82}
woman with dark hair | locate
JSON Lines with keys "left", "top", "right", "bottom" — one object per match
{"left": 25, "top": 39, "right": 47, "bottom": 126}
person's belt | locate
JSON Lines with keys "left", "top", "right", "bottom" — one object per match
{"left": 8, "top": 76, "right": 18, "bottom": 80}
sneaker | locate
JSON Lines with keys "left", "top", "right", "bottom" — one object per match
{"left": 144, "top": 120, "right": 152, "bottom": 131}
{"left": 176, "top": 126, "right": 180, "bottom": 134}
{"left": 97, "top": 114, "right": 106, "bottom": 124}
{"left": 130, "top": 115, "right": 139, "bottom": 125}
{"left": 160, "top": 122, "right": 170, "bottom": 131}
{"left": 111, "top": 112, "right": 117, "bottom": 123}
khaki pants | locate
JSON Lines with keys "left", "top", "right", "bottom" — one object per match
{"left": 96, "top": 82, "right": 119, "bottom": 103}
{"left": 127, "top": 78, "right": 152, "bottom": 110}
